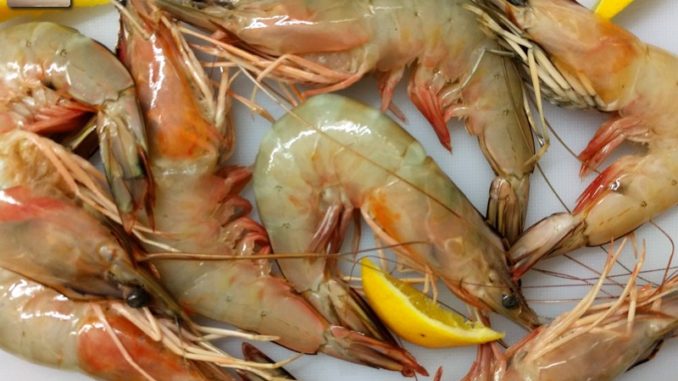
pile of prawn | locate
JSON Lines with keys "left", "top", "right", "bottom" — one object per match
{"left": 1, "top": 0, "right": 678, "bottom": 380}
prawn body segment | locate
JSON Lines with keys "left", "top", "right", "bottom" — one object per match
{"left": 254, "top": 94, "right": 538, "bottom": 328}
{"left": 0, "top": 22, "right": 152, "bottom": 230}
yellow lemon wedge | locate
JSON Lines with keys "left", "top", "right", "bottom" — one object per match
{"left": 595, "top": 0, "right": 634, "bottom": 20}
{"left": 1, "top": 0, "right": 109, "bottom": 22}
{"left": 360, "top": 258, "right": 504, "bottom": 348}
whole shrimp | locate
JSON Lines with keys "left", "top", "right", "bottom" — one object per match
{"left": 462, "top": 241, "right": 678, "bottom": 381}
{"left": 117, "top": 1, "right": 425, "bottom": 375}
{"left": 253, "top": 93, "right": 539, "bottom": 329}
{"left": 0, "top": 129, "right": 181, "bottom": 318}
{"left": 471, "top": 0, "right": 678, "bottom": 277}
{"left": 156, "top": 0, "right": 537, "bottom": 244}
{"left": 0, "top": 21, "right": 152, "bottom": 228}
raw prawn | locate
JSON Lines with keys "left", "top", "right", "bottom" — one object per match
{"left": 253, "top": 93, "right": 539, "bottom": 329}
{"left": 0, "top": 21, "right": 152, "bottom": 228}
{"left": 0, "top": 129, "right": 180, "bottom": 318}
{"left": 472, "top": 0, "right": 678, "bottom": 277}
{"left": 463, "top": 241, "right": 678, "bottom": 381}
{"left": 156, "top": 0, "right": 537, "bottom": 244}
{"left": 117, "top": 1, "right": 425, "bottom": 374}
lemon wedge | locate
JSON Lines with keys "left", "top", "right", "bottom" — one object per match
{"left": 360, "top": 258, "right": 504, "bottom": 348}
{"left": 595, "top": 0, "right": 634, "bottom": 20}
{"left": 1, "top": 0, "right": 109, "bottom": 22}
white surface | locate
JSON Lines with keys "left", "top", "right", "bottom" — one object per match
{"left": 1, "top": 1, "right": 677, "bottom": 380}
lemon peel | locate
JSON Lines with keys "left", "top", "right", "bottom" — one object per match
{"left": 360, "top": 258, "right": 504, "bottom": 348}
{"left": 595, "top": 0, "right": 634, "bottom": 20}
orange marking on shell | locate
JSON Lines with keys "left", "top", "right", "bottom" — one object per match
{"left": 78, "top": 312, "right": 202, "bottom": 380}
{"left": 124, "top": 14, "right": 221, "bottom": 161}
{"left": 287, "top": 194, "right": 306, "bottom": 209}
{"left": 367, "top": 191, "right": 402, "bottom": 242}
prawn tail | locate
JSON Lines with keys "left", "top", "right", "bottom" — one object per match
{"left": 461, "top": 342, "right": 505, "bottom": 381}
{"left": 509, "top": 212, "right": 587, "bottom": 280}
{"left": 322, "top": 326, "right": 428, "bottom": 377}
{"left": 407, "top": 66, "right": 451, "bottom": 150}
{"left": 311, "top": 277, "right": 398, "bottom": 345}
{"left": 237, "top": 343, "right": 297, "bottom": 381}
{"left": 487, "top": 175, "right": 530, "bottom": 244}
{"left": 98, "top": 88, "right": 154, "bottom": 231}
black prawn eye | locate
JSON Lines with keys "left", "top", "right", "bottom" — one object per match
{"left": 502, "top": 293, "right": 519, "bottom": 309}
{"left": 126, "top": 286, "right": 151, "bottom": 308}
{"left": 508, "top": 0, "right": 528, "bottom": 6}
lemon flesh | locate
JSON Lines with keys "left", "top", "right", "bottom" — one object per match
{"left": 595, "top": 0, "right": 634, "bottom": 20}
{"left": 360, "top": 258, "right": 504, "bottom": 348}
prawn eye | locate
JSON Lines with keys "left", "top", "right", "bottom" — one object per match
{"left": 507, "top": 0, "right": 527, "bottom": 6}
{"left": 126, "top": 287, "right": 151, "bottom": 308}
{"left": 502, "top": 294, "right": 519, "bottom": 309}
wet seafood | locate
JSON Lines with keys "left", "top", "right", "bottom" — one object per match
{"left": 0, "top": 129, "right": 180, "bottom": 318}
{"left": 0, "top": 21, "right": 152, "bottom": 228}
{"left": 156, "top": 0, "right": 537, "bottom": 244}
{"left": 117, "top": 1, "right": 425, "bottom": 374}
{"left": 472, "top": 0, "right": 678, "bottom": 277}
{"left": 0, "top": 132, "right": 297, "bottom": 381}
{"left": 0, "top": 268, "right": 222, "bottom": 381}
{"left": 253, "top": 93, "right": 539, "bottom": 329}
{"left": 463, "top": 242, "right": 678, "bottom": 381}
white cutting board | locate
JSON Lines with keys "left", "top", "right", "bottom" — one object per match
{"left": 1, "top": 1, "right": 677, "bottom": 380}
